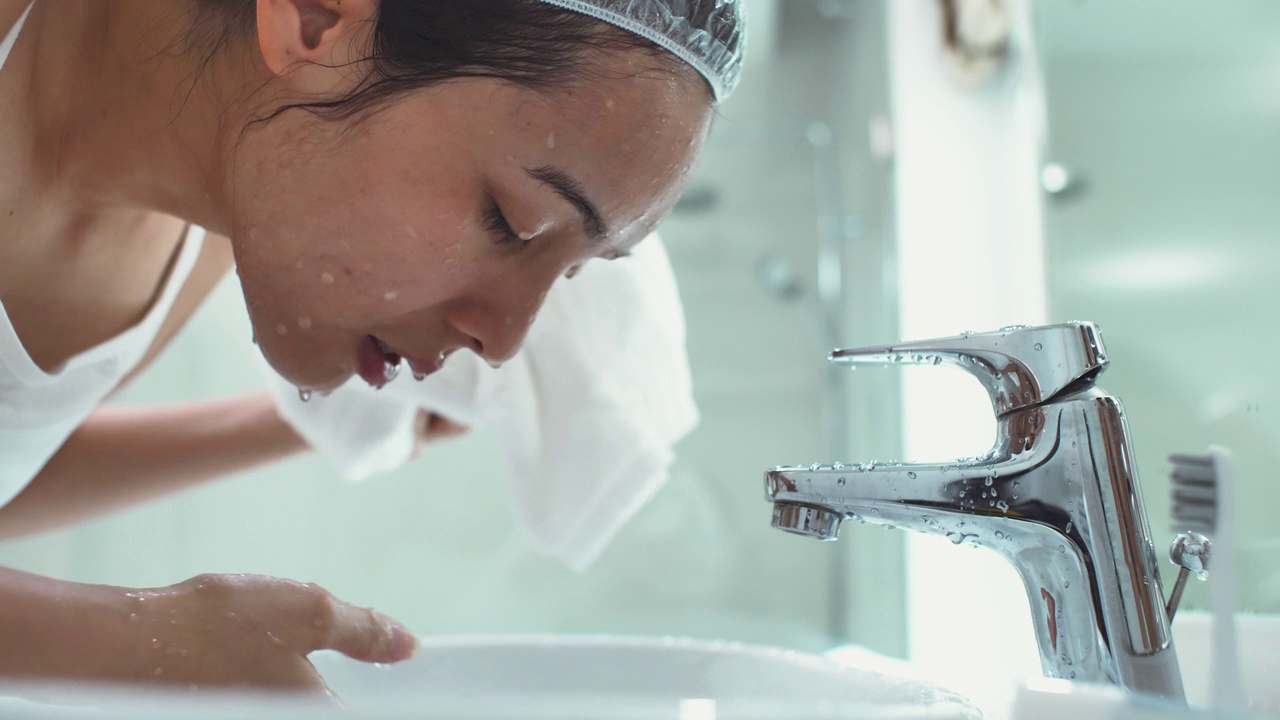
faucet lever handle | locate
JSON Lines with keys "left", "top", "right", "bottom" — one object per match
{"left": 830, "top": 321, "right": 1109, "bottom": 416}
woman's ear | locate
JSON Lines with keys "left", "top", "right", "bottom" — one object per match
{"left": 255, "top": 0, "right": 377, "bottom": 81}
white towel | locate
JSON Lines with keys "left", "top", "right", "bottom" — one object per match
{"left": 267, "top": 236, "right": 698, "bottom": 572}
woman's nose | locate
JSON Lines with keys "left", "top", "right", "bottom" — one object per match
{"left": 445, "top": 283, "right": 552, "bottom": 366}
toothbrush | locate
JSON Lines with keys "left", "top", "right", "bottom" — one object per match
{"left": 1170, "top": 447, "right": 1243, "bottom": 711}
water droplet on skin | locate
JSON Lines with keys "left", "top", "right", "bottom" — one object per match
{"left": 298, "top": 317, "right": 312, "bottom": 330}
{"left": 546, "top": 131, "right": 556, "bottom": 149}
{"left": 298, "top": 388, "right": 313, "bottom": 403}
{"left": 384, "top": 290, "right": 399, "bottom": 302}
{"left": 276, "top": 324, "right": 287, "bottom": 336}
{"left": 266, "top": 632, "right": 285, "bottom": 647}
{"left": 320, "top": 272, "right": 335, "bottom": 284}
{"left": 129, "top": 613, "right": 139, "bottom": 622}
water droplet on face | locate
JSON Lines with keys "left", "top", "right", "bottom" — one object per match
{"left": 276, "top": 324, "right": 287, "bottom": 336}
{"left": 266, "top": 632, "right": 285, "bottom": 647}
{"left": 297, "top": 317, "right": 312, "bottom": 330}
{"left": 298, "top": 388, "right": 313, "bottom": 403}
{"left": 320, "top": 272, "right": 335, "bottom": 284}
{"left": 384, "top": 290, "right": 399, "bottom": 302}
{"left": 546, "top": 131, "right": 556, "bottom": 149}
{"left": 129, "top": 613, "right": 139, "bottom": 622}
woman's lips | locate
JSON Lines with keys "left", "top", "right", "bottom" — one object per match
{"left": 357, "top": 336, "right": 446, "bottom": 387}
{"left": 356, "top": 336, "right": 401, "bottom": 389}
{"left": 405, "top": 354, "right": 443, "bottom": 381}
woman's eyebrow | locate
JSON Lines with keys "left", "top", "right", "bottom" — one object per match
{"left": 525, "top": 165, "right": 609, "bottom": 241}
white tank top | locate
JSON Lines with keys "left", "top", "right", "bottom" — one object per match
{"left": 0, "top": 5, "right": 206, "bottom": 507}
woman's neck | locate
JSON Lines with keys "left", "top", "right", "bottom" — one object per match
{"left": 16, "top": 1, "right": 264, "bottom": 236}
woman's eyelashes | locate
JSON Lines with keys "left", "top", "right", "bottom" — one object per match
{"left": 483, "top": 197, "right": 524, "bottom": 246}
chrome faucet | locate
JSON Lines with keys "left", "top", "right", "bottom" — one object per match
{"left": 764, "top": 321, "right": 1185, "bottom": 700}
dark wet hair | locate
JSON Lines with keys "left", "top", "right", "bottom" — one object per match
{"left": 189, "top": 0, "right": 710, "bottom": 123}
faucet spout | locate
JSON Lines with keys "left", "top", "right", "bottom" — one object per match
{"left": 763, "top": 323, "right": 1184, "bottom": 700}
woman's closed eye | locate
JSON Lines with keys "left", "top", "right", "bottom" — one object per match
{"left": 483, "top": 197, "right": 524, "bottom": 246}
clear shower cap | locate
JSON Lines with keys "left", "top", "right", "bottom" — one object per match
{"left": 535, "top": 0, "right": 745, "bottom": 101}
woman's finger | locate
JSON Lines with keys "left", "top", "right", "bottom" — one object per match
{"left": 315, "top": 598, "right": 418, "bottom": 664}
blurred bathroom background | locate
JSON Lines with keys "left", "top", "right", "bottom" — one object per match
{"left": 1, "top": 0, "right": 1277, "bottom": 681}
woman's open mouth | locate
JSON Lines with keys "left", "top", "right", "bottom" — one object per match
{"left": 356, "top": 336, "right": 401, "bottom": 389}
{"left": 357, "top": 336, "right": 447, "bottom": 388}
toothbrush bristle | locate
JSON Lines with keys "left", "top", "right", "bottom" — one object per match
{"left": 1169, "top": 452, "right": 1218, "bottom": 533}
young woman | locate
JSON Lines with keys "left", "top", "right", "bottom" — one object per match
{"left": 0, "top": 0, "right": 741, "bottom": 692}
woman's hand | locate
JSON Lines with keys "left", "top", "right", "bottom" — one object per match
{"left": 413, "top": 410, "right": 468, "bottom": 457}
{"left": 111, "top": 574, "right": 416, "bottom": 693}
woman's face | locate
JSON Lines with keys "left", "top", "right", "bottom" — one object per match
{"left": 229, "top": 50, "right": 712, "bottom": 391}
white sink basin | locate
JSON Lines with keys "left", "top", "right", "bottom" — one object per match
{"left": 308, "top": 634, "right": 980, "bottom": 719}
{"left": 0, "top": 635, "right": 979, "bottom": 719}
